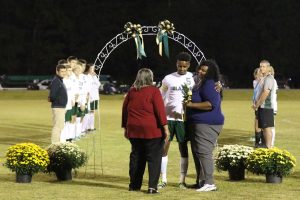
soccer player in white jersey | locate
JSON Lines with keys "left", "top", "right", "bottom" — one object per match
{"left": 73, "top": 62, "right": 88, "bottom": 139}
{"left": 85, "top": 63, "right": 101, "bottom": 131}
{"left": 269, "top": 66, "right": 278, "bottom": 147}
{"left": 60, "top": 64, "right": 76, "bottom": 142}
{"left": 158, "top": 52, "right": 194, "bottom": 189}
{"left": 79, "top": 59, "right": 91, "bottom": 135}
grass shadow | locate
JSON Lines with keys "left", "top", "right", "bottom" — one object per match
{"left": 218, "top": 128, "right": 253, "bottom": 146}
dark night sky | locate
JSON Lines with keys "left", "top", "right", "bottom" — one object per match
{"left": 0, "top": 0, "right": 300, "bottom": 88}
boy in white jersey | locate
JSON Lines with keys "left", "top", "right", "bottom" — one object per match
{"left": 73, "top": 61, "right": 88, "bottom": 139}
{"left": 79, "top": 59, "right": 91, "bottom": 135}
{"left": 159, "top": 52, "right": 194, "bottom": 189}
{"left": 269, "top": 66, "right": 278, "bottom": 147}
{"left": 60, "top": 64, "right": 76, "bottom": 142}
{"left": 85, "top": 63, "right": 101, "bottom": 131}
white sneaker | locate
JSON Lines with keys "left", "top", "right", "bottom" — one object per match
{"left": 196, "top": 184, "right": 217, "bottom": 192}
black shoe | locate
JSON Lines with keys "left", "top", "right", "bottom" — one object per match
{"left": 147, "top": 188, "right": 158, "bottom": 194}
{"left": 188, "top": 180, "right": 205, "bottom": 189}
{"left": 189, "top": 183, "right": 200, "bottom": 189}
{"left": 129, "top": 187, "right": 140, "bottom": 191}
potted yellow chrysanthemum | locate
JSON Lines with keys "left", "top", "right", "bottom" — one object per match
{"left": 4, "top": 143, "right": 49, "bottom": 183}
{"left": 246, "top": 147, "right": 296, "bottom": 183}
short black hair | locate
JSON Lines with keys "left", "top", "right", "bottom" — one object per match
{"left": 198, "top": 59, "right": 220, "bottom": 82}
{"left": 56, "top": 64, "right": 66, "bottom": 72}
{"left": 176, "top": 52, "right": 191, "bottom": 62}
{"left": 84, "top": 63, "right": 93, "bottom": 74}
{"left": 57, "top": 59, "right": 68, "bottom": 65}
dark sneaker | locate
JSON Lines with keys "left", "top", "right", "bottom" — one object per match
{"left": 147, "top": 188, "right": 159, "bottom": 194}
{"left": 158, "top": 181, "right": 167, "bottom": 189}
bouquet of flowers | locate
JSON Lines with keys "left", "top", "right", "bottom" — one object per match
{"left": 181, "top": 83, "right": 192, "bottom": 104}
{"left": 216, "top": 144, "right": 253, "bottom": 171}
{"left": 181, "top": 83, "right": 192, "bottom": 121}
{"left": 4, "top": 143, "right": 49, "bottom": 175}
{"left": 246, "top": 147, "right": 296, "bottom": 176}
{"left": 47, "top": 143, "right": 88, "bottom": 172}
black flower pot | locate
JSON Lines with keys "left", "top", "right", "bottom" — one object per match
{"left": 266, "top": 174, "right": 282, "bottom": 184}
{"left": 55, "top": 168, "right": 72, "bottom": 181}
{"left": 16, "top": 174, "right": 32, "bottom": 183}
{"left": 228, "top": 167, "right": 245, "bottom": 181}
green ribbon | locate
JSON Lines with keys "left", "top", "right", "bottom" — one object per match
{"left": 134, "top": 35, "right": 146, "bottom": 59}
{"left": 157, "top": 32, "right": 170, "bottom": 58}
{"left": 162, "top": 32, "right": 169, "bottom": 58}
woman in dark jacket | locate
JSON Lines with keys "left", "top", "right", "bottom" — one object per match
{"left": 122, "top": 68, "right": 170, "bottom": 194}
{"left": 186, "top": 60, "right": 224, "bottom": 192}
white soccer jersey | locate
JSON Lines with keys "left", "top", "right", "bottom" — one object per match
{"left": 89, "top": 74, "right": 101, "bottom": 101}
{"left": 63, "top": 77, "right": 76, "bottom": 110}
{"left": 160, "top": 72, "right": 194, "bottom": 121}
{"left": 76, "top": 74, "right": 89, "bottom": 105}
{"left": 272, "top": 79, "right": 278, "bottom": 113}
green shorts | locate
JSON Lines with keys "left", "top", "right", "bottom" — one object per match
{"left": 90, "top": 100, "right": 99, "bottom": 110}
{"left": 168, "top": 120, "right": 189, "bottom": 143}
{"left": 65, "top": 109, "right": 73, "bottom": 122}
{"left": 77, "top": 107, "right": 85, "bottom": 117}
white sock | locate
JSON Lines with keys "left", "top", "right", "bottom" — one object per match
{"left": 75, "top": 118, "right": 82, "bottom": 138}
{"left": 180, "top": 157, "right": 188, "bottom": 183}
{"left": 69, "top": 123, "right": 76, "bottom": 139}
{"left": 161, "top": 156, "right": 168, "bottom": 182}
{"left": 82, "top": 115, "right": 88, "bottom": 134}
{"left": 271, "top": 127, "right": 275, "bottom": 147}
{"left": 90, "top": 113, "right": 95, "bottom": 130}
{"left": 60, "top": 122, "right": 67, "bottom": 142}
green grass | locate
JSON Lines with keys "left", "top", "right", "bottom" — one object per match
{"left": 0, "top": 89, "right": 300, "bottom": 200}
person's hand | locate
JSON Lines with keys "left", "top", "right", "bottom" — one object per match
{"left": 164, "top": 130, "right": 170, "bottom": 143}
{"left": 252, "top": 104, "right": 258, "bottom": 111}
{"left": 71, "top": 115, "right": 76, "bottom": 123}
{"left": 185, "top": 101, "right": 192, "bottom": 108}
{"left": 124, "top": 129, "right": 129, "bottom": 139}
{"left": 215, "top": 81, "right": 222, "bottom": 93}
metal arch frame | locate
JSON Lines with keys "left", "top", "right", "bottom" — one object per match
{"left": 93, "top": 26, "right": 206, "bottom": 75}
{"left": 92, "top": 25, "right": 206, "bottom": 176}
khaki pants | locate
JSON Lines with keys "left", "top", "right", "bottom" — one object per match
{"left": 51, "top": 108, "right": 66, "bottom": 144}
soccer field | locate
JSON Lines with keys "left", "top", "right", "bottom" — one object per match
{"left": 0, "top": 89, "right": 299, "bottom": 200}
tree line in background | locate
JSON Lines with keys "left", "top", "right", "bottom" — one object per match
{"left": 0, "top": 0, "right": 299, "bottom": 88}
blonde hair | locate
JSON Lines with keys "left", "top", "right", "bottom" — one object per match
{"left": 253, "top": 68, "right": 260, "bottom": 78}
{"left": 260, "top": 59, "right": 270, "bottom": 67}
{"left": 269, "top": 66, "right": 275, "bottom": 76}
{"left": 133, "top": 68, "right": 153, "bottom": 90}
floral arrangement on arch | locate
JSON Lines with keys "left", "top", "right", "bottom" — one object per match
{"left": 124, "top": 22, "right": 146, "bottom": 59}
{"left": 215, "top": 144, "right": 253, "bottom": 171}
{"left": 47, "top": 143, "right": 88, "bottom": 172}
{"left": 156, "top": 19, "right": 175, "bottom": 57}
{"left": 4, "top": 143, "right": 49, "bottom": 175}
{"left": 246, "top": 147, "right": 296, "bottom": 177}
